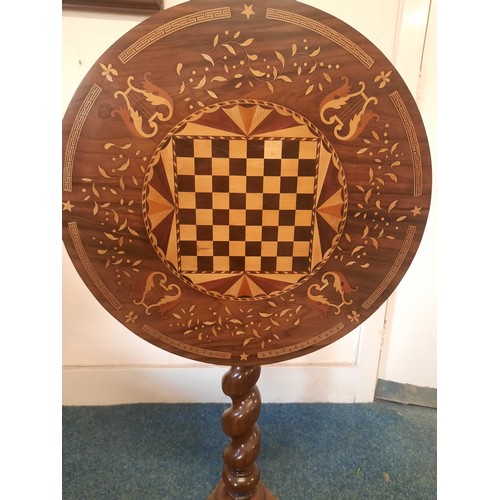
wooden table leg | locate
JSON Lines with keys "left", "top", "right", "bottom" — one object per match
{"left": 208, "top": 366, "right": 278, "bottom": 500}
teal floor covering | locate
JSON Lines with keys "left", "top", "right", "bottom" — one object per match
{"left": 62, "top": 401, "right": 436, "bottom": 499}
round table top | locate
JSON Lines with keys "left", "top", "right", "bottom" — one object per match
{"left": 62, "top": 0, "right": 431, "bottom": 366}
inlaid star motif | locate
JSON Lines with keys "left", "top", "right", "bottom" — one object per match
{"left": 62, "top": 200, "right": 75, "bottom": 212}
{"left": 411, "top": 206, "right": 422, "bottom": 216}
{"left": 239, "top": 352, "right": 249, "bottom": 361}
{"left": 242, "top": 3, "right": 255, "bottom": 20}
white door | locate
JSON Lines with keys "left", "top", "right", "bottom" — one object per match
{"left": 62, "top": 0, "right": 432, "bottom": 405}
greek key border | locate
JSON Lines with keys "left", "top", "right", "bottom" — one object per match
{"left": 362, "top": 225, "right": 416, "bottom": 309}
{"left": 142, "top": 324, "right": 232, "bottom": 359}
{"left": 119, "top": 7, "right": 232, "bottom": 64}
{"left": 63, "top": 84, "right": 102, "bottom": 192}
{"left": 390, "top": 91, "right": 423, "bottom": 196}
{"left": 258, "top": 321, "right": 344, "bottom": 359}
{"left": 266, "top": 8, "right": 374, "bottom": 69}
{"left": 67, "top": 221, "right": 123, "bottom": 310}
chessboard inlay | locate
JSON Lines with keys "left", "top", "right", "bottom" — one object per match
{"left": 143, "top": 100, "right": 348, "bottom": 300}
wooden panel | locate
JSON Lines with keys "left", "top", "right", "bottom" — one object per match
{"left": 62, "top": 0, "right": 163, "bottom": 11}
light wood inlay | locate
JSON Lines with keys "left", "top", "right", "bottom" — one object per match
{"left": 362, "top": 225, "right": 417, "bottom": 309}
{"left": 67, "top": 222, "right": 123, "bottom": 310}
{"left": 63, "top": 84, "right": 101, "bottom": 192}
{"left": 258, "top": 322, "right": 344, "bottom": 358}
{"left": 142, "top": 324, "right": 232, "bottom": 359}
{"left": 390, "top": 91, "right": 423, "bottom": 196}
{"left": 266, "top": 8, "right": 374, "bottom": 68}
{"left": 119, "top": 7, "right": 232, "bottom": 64}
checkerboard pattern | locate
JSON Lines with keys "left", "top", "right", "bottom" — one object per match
{"left": 174, "top": 137, "right": 319, "bottom": 273}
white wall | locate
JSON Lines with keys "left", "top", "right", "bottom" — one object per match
{"left": 62, "top": 0, "right": 436, "bottom": 404}
{"left": 377, "top": 0, "right": 436, "bottom": 388}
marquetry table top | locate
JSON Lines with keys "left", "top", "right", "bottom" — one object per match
{"left": 62, "top": 0, "right": 431, "bottom": 366}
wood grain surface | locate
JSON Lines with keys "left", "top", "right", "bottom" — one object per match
{"left": 62, "top": 0, "right": 431, "bottom": 366}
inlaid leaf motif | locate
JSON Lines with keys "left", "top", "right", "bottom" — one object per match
{"left": 201, "top": 53, "right": 214, "bottom": 65}
{"left": 240, "top": 38, "right": 254, "bottom": 46}
{"left": 275, "top": 50, "right": 285, "bottom": 67}
{"left": 250, "top": 68, "right": 266, "bottom": 77}
{"left": 193, "top": 75, "right": 207, "bottom": 89}
{"left": 222, "top": 43, "right": 236, "bottom": 55}
{"left": 388, "top": 200, "right": 398, "bottom": 212}
{"left": 98, "top": 165, "right": 110, "bottom": 178}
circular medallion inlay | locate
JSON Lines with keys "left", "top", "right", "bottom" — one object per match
{"left": 62, "top": 0, "right": 432, "bottom": 365}
{"left": 143, "top": 100, "right": 347, "bottom": 300}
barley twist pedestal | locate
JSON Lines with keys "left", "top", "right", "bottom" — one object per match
{"left": 208, "top": 366, "right": 276, "bottom": 499}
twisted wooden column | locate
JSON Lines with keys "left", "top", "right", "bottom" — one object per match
{"left": 208, "top": 366, "right": 277, "bottom": 500}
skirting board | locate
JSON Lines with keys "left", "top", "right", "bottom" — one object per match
{"left": 62, "top": 364, "right": 375, "bottom": 405}
{"left": 375, "top": 378, "right": 437, "bottom": 408}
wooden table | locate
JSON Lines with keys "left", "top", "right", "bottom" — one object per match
{"left": 62, "top": 1, "right": 431, "bottom": 497}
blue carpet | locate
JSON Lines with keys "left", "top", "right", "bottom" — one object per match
{"left": 62, "top": 401, "right": 436, "bottom": 499}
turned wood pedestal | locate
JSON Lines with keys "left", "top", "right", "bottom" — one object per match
{"left": 208, "top": 366, "right": 277, "bottom": 500}
{"left": 62, "top": 1, "right": 431, "bottom": 497}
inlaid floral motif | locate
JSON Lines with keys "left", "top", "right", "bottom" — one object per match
{"left": 334, "top": 124, "right": 408, "bottom": 268}
{"left": 163, "top": 295, "right": 305, "bottom": 350}
{"left": 176, "top": 32, "right": 340, "bottom": 107}
{"left": 80, "top": 142, "right": 147, "bottom": 284}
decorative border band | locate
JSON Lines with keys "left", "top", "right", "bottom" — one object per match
{"left": 362, "top": 225, "right": 416, "bottom": 309}
{"left": 266, "top": 8, "right": 374, "bottom": 68}
{"left": 142, "top": 324, "right": 232, "bottom": 359}
{"left": 68, "top": 221, "right": 123, "bottom": 309}
{"left": 119, "top": 7, "right": 232, "bottom": 64}
{"left": 63, "top": 84, "right": 102, "bottom": 192}
{"left": 389, "top": 91, "right": 423, "bottom": 196}
{"left": 258, "top": 322, "right": 344, "bottom": 359}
